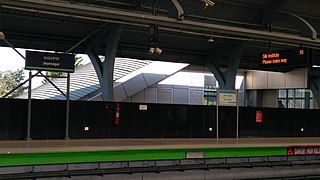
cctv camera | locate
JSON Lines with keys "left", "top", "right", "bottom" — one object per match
{"left": 0, "top": 32, "right": 5, "bottom": 40}
{"left": 148, "top": 47, "right": 155, "bottom": 54}
{"left": 201, "top": 0, "right": 215, "bottom": 8}
{"left": 154, "top": 47, "right": 162, "bottom": 54}
{"left": 148, "top": 47, "right": 162, "bottom": 55}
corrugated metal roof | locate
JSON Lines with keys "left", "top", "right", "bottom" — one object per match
{"left": 281, "top": 0, "right": 319, "bottom": 16}
{"left": 1, "top": 0, "right": 320, "bottom": 71}
{"left": 17, "top": 58, "right": 151, "bottom": 100}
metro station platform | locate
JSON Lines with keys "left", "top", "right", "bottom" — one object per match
{"left": 0, "top": 138, "right": 319, "bottom": 167}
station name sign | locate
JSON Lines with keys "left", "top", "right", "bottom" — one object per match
{"left": 259, "top": 48, "right": 311, "bottom": 71}
{"left": 25, "top": 51, "right": 75, "bottom": 73}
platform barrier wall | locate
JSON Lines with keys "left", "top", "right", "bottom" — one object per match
{"left": 0, "top": 98, "right": 319, "bottom": 140}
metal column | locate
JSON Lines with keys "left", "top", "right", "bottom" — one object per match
{"left": 26, "top": 70, "right": 32, "bottom": 141}
{"left": 65, "top": 73, "right": 70, "bottom": 140}
{"left": 85, "top": 23, "right": 123, "bottom": 101}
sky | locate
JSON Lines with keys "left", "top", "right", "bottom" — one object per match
{"left": 0, "top": 46, "right": 244, "bottom": 93}
{"left": 0, "top": 46, "right": 190, "bottom": 89}
{"left": 0, "top": 46, "right": 204, "bottom": 92}
{"left": 0, "top": 46, "right": 197, "bottom": 88}
{"left": 0, "top": 47, "right": 25, "bottom": 72}
{"left": 0, "top": 47, "right": 91, "bottom": 88}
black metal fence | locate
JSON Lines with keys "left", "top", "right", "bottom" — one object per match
{"left": 0, "top": 98, "right": 319, "bottom": 140}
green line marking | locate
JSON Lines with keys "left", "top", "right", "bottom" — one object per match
{"left": 0, "top": 147, "right": 287, "bottom": 167}
{"left": 204, "top": 147, "right": 286, "bottom": 158}
{"left": 25, "top": 66, "right": 74, "bottom": 72}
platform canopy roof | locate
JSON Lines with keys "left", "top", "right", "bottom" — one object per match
{"left": 0, "top": 0, "right": 320, "bottom": 69}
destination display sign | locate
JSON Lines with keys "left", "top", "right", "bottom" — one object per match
{"left": 25, "top": 51, "right": 75, "bottom": 73}
{"left": 287, "top": 146, "right": 320, "bottom": 156}
{"left": 259, "top": 48, "right": 311, "bottom": 71}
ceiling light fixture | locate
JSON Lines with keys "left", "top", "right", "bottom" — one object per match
{"left": 148, "top": 47, "right": 155, "bottom": 54}
{"left": 201, "top": 0, "right": 215, "bottom": 9}
{"left": 208, "top": 37, "right": 214, "bottom": 43}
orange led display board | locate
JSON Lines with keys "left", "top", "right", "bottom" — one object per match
{"left": 259, "top": 48, "right": 311, "bottom": 71}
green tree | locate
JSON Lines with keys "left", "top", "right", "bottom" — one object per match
{"left": 44, "top": 55, "right": 84, "bottom": 82}
{"left": 0, "top": 69, "right": 26, "bottom": 98}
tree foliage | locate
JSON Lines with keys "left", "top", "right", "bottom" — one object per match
{"left": 0, "top": 69, "right": 26, "bottom": 98}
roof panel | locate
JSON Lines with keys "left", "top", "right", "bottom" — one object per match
{"left": 281, "top": 0, "right": 320, "bottom": 17}
{"left": 17, "top": 58, "right": 151, "bottom": 100}
{"left": 1, "top": 0, "right": 320, "bottom": 71}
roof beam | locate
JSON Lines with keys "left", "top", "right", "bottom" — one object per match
{"left": 267, "top": 12, "right": 317, "bottom": 39}
{"left": 160, "top": 0, "right": 184, "bottom": 20}
{"left": 1, "top": 0, "right": 320, "bottom": 48}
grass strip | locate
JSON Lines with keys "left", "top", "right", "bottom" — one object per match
{"left": 0, "top": 146, "right": 287, "bottom": 167}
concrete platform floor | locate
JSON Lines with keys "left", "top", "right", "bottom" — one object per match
{"left": 0, "top": 138, "right": 320, "bottom": 153}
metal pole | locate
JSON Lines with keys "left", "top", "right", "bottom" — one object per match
{"left": 64, "top": 22, "right": 100, "bottom": 140}
{"left": 27, "top": 70, "right": 32, "bottom": 141}
{"left": 3, "top": 39, "right": 26, "bottom": 60}
{"left": 152, "top": 0, "right": 156, "bottom": 16}
{"left": 65, "top": 73, "right": 70, "bottom": 140}
{"left": 236, "top": 89, "right": 239, "bottom": 140}
{"left": 216, "top": 89, "right": 219, "bottom": 140}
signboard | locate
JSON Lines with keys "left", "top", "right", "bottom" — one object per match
{"left": 25, "top": 51, "right": 75, "bottom": 72}
{"left": 186, "top": 152, "right": 205, "bottom": 159}
{"left": 139, "top": 105, "right": 148, "bottom": 111}
{"left": 286, "top": 146, "right": 320, "bottom": 156}
{"left": 259, "top": 48, "right": 311, "bottom": 71}
{"left": 218, "top": 90, "right": 237, "bottom": 106}
{"left": 256, "top": 111, "right": 262, "bottom": 123}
